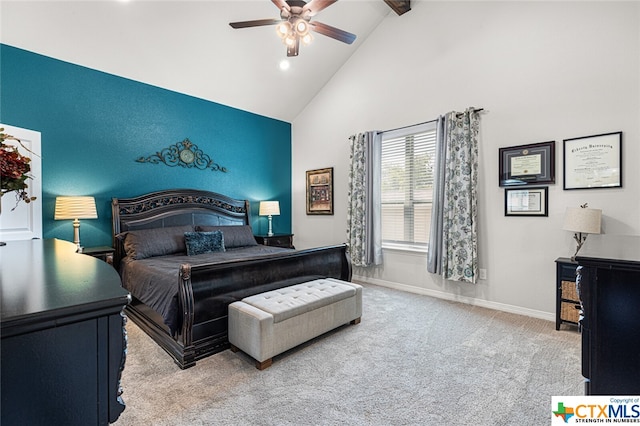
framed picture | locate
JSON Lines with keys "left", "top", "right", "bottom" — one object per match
{"left": 306, "top": 167, "right": 333, "bottom": 215}
{"left": 499, "top": 141, "right": 555, "bottom": 186}
{"left": 504, "top": 186, "right": 548, "bottom": 217}
{"left": 563, "top": 131, "right": 622, "bottom": 190}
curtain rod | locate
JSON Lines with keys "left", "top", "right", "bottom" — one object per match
{"left": 457, "top": 108, "right": 484, "bottom": 117}
{"left": 380, "top": 118, "right": 438, "bottom": 134}
{"left": 381, "top": 108, "right": 485, "bottom": 133}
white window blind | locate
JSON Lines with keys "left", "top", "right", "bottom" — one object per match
{"left": 380, "top": 121, "right": 437, "bottom": 249}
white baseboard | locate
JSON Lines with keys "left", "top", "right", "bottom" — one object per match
{"left": 353, "top": 275, "right": 556, "bottom": 323}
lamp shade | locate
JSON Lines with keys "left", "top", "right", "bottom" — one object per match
{"left": 259, "top": 201, "right": 280, "bottom": 216}
{"left": 563, "top": 207, "right": 602, "bottom": 234}
{"left": 54, "top": 196, "right": 98, "bottom": 220}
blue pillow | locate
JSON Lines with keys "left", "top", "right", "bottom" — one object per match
{"left": 195, "top": 225, "right": 258, "bottom": 248}
{"left": 184, "top": 231, "right": 226, "bottom": 256}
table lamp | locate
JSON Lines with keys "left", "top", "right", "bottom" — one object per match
{"left": 563, "top": 203, "right": 602, "bottom": 261}
{"left": 259, "top": 201, "right": 280, "bottom": 237}
{"left": 54, "top": 196, "right": 98, "bottom": 252}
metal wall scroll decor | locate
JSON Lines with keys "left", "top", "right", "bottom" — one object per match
{"left": 136, "top": 138, "right": 227, "bottom": 172}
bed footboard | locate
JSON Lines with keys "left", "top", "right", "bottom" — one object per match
{"left": 169, "top": 244, "right": 351, "bottom": 369}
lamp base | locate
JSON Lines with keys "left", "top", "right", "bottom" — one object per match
{"left": 267, "top": 215, "right": 274, "bottom": 237}
{"left": 72, "top": 219, "right": 83, "bottom": 252}
{"left": 571, "top": 232, "right": 587, "bottom": 261}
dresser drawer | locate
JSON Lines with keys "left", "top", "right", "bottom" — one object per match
{"left": 558, "top": 263, "right": 578, "bottom": 281}
{"left": 254, "top": 234, "right": 294, "bottom": 249}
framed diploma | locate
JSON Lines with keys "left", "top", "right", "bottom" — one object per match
{"left": 563, "top": 131, "right": 622, "bottom": 190}
{"left": 499, "top": 141, "right": 555, "bottom": 186}
{"left": 504, "top": 187, "right": 548, "bottom": 217}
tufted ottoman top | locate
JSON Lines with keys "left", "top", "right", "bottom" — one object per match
{"left": 240, "top": 278, "right": 357, "bottom": 323}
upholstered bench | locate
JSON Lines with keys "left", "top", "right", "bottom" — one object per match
{"left": 228, "top": 278, "right": 362, "bottom": 369}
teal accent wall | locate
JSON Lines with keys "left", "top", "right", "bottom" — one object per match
{"left": 1, "top": 44, "right": 291, "bottom": 247}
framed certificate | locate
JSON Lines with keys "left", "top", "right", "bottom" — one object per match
{"left": 505, "top": 187, "right": 548, "bottom": 216}
{"left": 563, "top": 132, "right": 622, "bottom": 190}
{"left": 499, "top": 141, "right": 555, "bottom": 186}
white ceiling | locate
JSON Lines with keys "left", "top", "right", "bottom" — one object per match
{"left": 0, "top": 0, "right": 393, "bottom": 122}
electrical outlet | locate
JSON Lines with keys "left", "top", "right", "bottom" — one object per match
{"left": 479, "top": 269, "right": 487, "bottom": 280}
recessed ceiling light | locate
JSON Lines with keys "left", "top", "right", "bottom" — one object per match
{"left": 279, "top": 60, "right": 290, "bottom": 71}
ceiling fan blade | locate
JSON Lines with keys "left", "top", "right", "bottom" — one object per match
{"left": 287, "top": 37, "right": 300, "bottom": 57}
{"left": 229, "top": 18, "right": 283, "bottom": 29}
{"left": 272, "top": 0, "right": 291, "bottom": 12}
{"left": 302, "top": 0, "right": 337, "bottom": 17}
{"left": 310, "top": 21, "right": 356, "bottom": 44}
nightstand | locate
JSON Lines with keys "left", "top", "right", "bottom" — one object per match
{"left": 254, "top": 234, "right": 294, "bottom": 249}
{"left": 555, "top": 257, "right": 579, "bottom": 330}
{"left": 83, "top": 246, "right": 115, "bottom": 265}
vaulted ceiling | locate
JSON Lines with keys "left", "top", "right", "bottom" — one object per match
{"left": 1, "top": 1, "right": 403, "bottom": 122}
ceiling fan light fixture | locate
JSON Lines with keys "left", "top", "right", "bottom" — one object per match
{"left": 284, "top": 35, "right": 296, "bottom": 46}
{"left": 301, "top": 33, "right": 313, "bottom": 45}
{"left": 294, "top": 19, "right": 309, "bottom": 35}
{"left": 276, "top": 21, "right": 291, "bottom": 38}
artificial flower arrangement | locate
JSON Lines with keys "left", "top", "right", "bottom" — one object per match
{"left": 0, "top": 127, "right": 37, "bottom": 209}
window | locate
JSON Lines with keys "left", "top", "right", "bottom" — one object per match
{"left": 380, "top": 121, "right": 437, "bottom": 250}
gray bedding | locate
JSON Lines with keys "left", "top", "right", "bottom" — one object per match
{"left": 120, "top": 245, "right": 291, "bottom": 333}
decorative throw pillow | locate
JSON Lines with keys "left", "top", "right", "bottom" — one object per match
{"left": 121, "top": 225, "right": 194, "bottom": 260}
{"left": 194, "top": 225, "right": 258, "bottom": 248}
{"left": 184, "top": 231, "right": 226, "bottom": 256}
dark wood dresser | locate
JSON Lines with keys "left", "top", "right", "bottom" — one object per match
{"left": 576, "top": 237, "right": 640, "bottom": 395}
{"left": 1, "top": 239, "right": 131, "bottom": 425}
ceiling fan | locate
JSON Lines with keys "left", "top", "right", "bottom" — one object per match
{"left": 229, "top": 0, "right": 356, "bottom": 57}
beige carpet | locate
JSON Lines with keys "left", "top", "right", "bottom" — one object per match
{"left": 117, "top": 283, "right": 582, "bottom": 425}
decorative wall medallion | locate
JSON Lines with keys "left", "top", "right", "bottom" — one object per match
{"left": 136, "top": 138, "right": 227, "bottom": 172}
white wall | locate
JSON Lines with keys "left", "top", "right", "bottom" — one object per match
{"left": 292, "top": 1, "right": 640, "bottom": 320}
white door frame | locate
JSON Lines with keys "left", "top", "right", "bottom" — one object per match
{"left": 1, "top": 124, "right": 43, "bottom": 240}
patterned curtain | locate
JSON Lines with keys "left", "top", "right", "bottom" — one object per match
{"left": 347, "top": 132, "right": 382, "bottom": 267}
{"left": 428, "top": 108, "right": 480, "bottom": 283}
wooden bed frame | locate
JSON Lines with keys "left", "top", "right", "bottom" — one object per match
{"left": 112, "top": 189, "right": 351, "bottom": 369}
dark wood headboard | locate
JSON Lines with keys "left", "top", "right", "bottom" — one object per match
{"left": 111, "top": 189, "right": 251, "bottom": 267}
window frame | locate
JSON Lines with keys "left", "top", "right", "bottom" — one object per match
{"left": 379, "top": 121, "right": 437, "bottom": 252}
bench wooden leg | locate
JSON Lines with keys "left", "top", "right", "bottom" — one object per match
{"left": 256, "top": 358, "right": 273, "bottom": 370}
{"left": 230, "top": 344, "right": 239, "bottom": 353}
{"left": 350, "top": 317, "right": 361, "bottom": 325}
